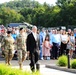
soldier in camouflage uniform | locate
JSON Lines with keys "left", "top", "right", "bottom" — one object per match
{"left": 0, "top": 28, "right": 7, "bottom": 41}
{"left": 0, "top": 28, "right": 7, "bottom": 56}
{"left": 16, "top": 28, "right": 27, "bottom": 70}
{"left": 0, "top": 28, "right": 7, "bottom": 43}
{"left": 1, "top": 31, "right": 15, "bottom": 65}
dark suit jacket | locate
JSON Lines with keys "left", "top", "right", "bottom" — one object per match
{"left": 26, "top": 32, "right": 39, "bottom": 53}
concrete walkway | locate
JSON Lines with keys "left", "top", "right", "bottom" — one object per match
{"left": 12, "top": 65, "right": 76, "bottom": 75}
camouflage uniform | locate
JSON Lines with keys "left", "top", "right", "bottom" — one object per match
{"left": 1, "top": 35, "right": 15, "bottom": 65}
{"left": 16, "top": 33, "right": 27, "bottom": 67}
{"left": 0, "top": 33, "right": 7, "bottom": 43}
{"left": 0, "top": 33, "right": 7, "bottom": 56}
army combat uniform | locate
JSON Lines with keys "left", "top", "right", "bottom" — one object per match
{"left": 16, "top": 33, "right": 27, "bottom": 69}
{"left": 1, "top": 35, "right": 15, "bottom": 65}
{"left": 0, "top": 33, "right": 7, "bottom": 56}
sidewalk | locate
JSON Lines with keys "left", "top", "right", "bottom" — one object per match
{"left": 12, "top": 65, "right": 47, "bottom": 75}
{"left": 46, "top": 64, "right": 76, "bottom": 74}
{"left": 12, "top": 65, "right": 76, "bottom": 75}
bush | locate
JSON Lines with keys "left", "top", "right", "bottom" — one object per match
{"left": 57, "top": 55, "right": 67, "bottom": 67}
{"left": 71, "top": 59, "right": 76, "bottom": 69}
{"left": 0, "top": 64, "right": 41, "bottom": 75}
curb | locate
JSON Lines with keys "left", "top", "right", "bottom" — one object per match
{"left": 46, "top": 65, "right": 76, "bottom": 74}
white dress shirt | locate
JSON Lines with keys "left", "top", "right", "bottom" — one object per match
{"left": 32, "top": 32, "right": 37, "bottom": 41}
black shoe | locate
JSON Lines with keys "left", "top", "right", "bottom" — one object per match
{"left": 29, "top": 63, "right": 35, "bottom": 72}
{"left": 36, "top": 63, "right": 40, "bottom": 71}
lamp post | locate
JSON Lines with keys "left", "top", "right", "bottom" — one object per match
{"left": 67, "top": 53, "right": 70, "bottom": 68}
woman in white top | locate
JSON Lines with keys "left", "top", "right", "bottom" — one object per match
{"left": 60, "top": 30, "right": 69, "bottom": 55}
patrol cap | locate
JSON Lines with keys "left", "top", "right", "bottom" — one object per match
{"left": 7, "top": 31, "right": 11, "bottom": 34}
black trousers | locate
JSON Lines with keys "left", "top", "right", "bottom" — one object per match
{"left": 29, "top": 50, "right": 39, "bottom": 71}
{"left": 60, "top": 42, "right": 67, "bottom": 56}
{"left": 52, "top": 42, "right": 59, "bottom": 59}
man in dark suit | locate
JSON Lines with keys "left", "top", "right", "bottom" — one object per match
{"left": 26, "top": 26, "right": 40, "bottom": 72}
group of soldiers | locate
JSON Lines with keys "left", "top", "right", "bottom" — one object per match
{"left": 0, "top": 26, "right": 40, "bottom": 72}
{"left": 0, "top": 27, "right": 28, "bottom": 70}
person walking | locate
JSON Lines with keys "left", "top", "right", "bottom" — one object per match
{"left": 1, "top": 31, "right": 15, "bottom": 65}
{"left": 16, "top": 28, "right": 27, "bottom": 70}
{"left": 0, "top": 28, "right": 7, "bottom": 56}
{"left": 26, "top": 26, "right": 40, "bottom": 72}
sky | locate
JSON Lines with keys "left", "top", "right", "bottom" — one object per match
{"left": 0, "top": 0, "right": 57, "bottom": 5}
{"left": 35, "top": 0, "right": 57, "bottom": 5}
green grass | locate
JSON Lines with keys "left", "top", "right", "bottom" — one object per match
{"left": 0, "top": 64, "right": 41, "bottom": 75}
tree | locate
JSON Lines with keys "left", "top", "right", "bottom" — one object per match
{"left": 0, "top": 7, "right": 24, "bottom": 26}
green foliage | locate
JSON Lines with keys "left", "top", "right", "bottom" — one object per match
{"left": 0, "top": 64, "right": 24, "bottom": 75}
{"left": 71, "top": 59, "right": 76, "bottom": 69}
{"left": 0, "top": 0, "right": 76, "bottom": 27}
{"left": 0, "top": 7, "right": 24, "bottom": 26}
{"left": 0, "top": 64, "right": 11, "bottom": 75}
{"left": 57, "top": 55, "right": 68, "bottom": 67}
{"left": 0, "top": 0, "right": 41, "bottom": 11}
{"left": 0, "top": 64, "right": 41, "bottom": 75}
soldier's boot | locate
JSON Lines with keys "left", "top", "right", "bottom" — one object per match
{"left": 5, "top": 56, "right": 9, "bottom": 65}
{"left": 19, "top": 63, "right": 23, "bottom": 70}
{"left": 22, "top": 54, "right": 27, "bottom": 62}
{"left": 8, "top": 55, "right": 13, "bottom": 65}
{"left": 5, "top": 59, "right": 9, "bottom": 65}
{"left": 22, "top": 57, "right": 26, "bottom": 62}
{"left": 8, "top": 61, "right": 11, "bottom": 65}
